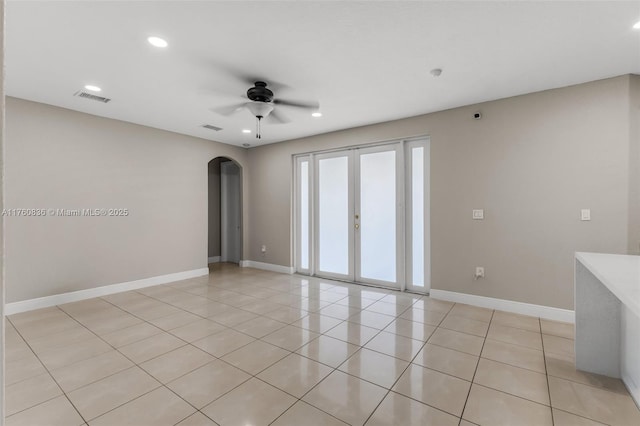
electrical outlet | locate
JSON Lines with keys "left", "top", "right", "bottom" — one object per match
{"left": 472, "top": 209, "right": 484, "bottom": 220}
{"left": 261, "top": 245, "right": 267, "bottom": 253}
{"left": 475, "top": 267, "right": 485, "bottom": 279}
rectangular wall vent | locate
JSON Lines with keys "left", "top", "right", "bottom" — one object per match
{"left": 74, "top": 91, "right": 111, "bottom": 103}
{"left": 202, "top": 124, "right": 223, "bottom": 131}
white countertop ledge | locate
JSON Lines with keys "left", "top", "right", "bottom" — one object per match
{"left": 576, "top": 252, "right": 640, "bottom": 318}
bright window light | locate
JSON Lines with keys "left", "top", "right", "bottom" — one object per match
{"left": 147, "top": 36, "right": 168, "bottom": 48}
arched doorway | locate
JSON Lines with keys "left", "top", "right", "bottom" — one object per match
{"left": 208, "top": 157, "right": 242, "bottom": 268}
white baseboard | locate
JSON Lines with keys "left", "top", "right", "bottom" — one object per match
{"left": 208, "top": 256, "right": 221, "bottom": 264}
{"left": 430, "top": 289, "right": 575, "bottom": 323}
{"left": 623, "top": 376, "right": 640, "bottom": 409}
{"left": 5, "top": 268, "right": 210, "bottom": 315}
{"left": 240, "top": 260, "right": 294, "bottom": 275}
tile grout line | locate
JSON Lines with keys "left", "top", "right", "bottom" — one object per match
{"left": 267, "top": 296, "right": 428, "bottom": 425}
{"left": 186, "top": 318, "right": 353, "bottom": 425}
{"left": 360, "top": 299, "right": 456, "bottom": 425}
{"left": 461, "top": 313, "right": 567, "bottom": 422}
{"left": 16, "top": 303, "right": 198, "bottom": 425}
{"left": 6, "top": 313, "right": 90, "bottom": 424}
{"left": 540, "top": 316, "right": 555, "bottom": 426}
{"left": 456, "top": 307, "right": 495, "bottom": 425}
{"left": 68, "top": 288, "right": 277, "bottom": 424}
{"left": 142, "top": 285, "right": 360, "bottom": 425}
{"left": 476, "top": 314, "right": 568, "bottom": 415}
{"left": 291, "top": 318, "right": 405, "bottom": 424}
{"left": 551, "top": 407, "right": 612, "bottom": 425}
{"left": 19, "top": 290, "right": 256, "bottom": 424}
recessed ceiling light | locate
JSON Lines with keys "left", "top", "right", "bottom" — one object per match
{"left": 242, "top": 129, "right": 251, "bottom": 133}
{"left": 633, "top": 20, "right": 640, "bottom": 29}
{"left": 147, "top": 36, "right": 168, "bottom": 48}
{"left": 311, "top": 112, "right": 322, "bottom": 118}
{"left": 84, "top": 85, "right": 101, "bottom": 92}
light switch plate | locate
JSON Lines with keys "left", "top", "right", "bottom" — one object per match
{"left": 472, "top": 209, "right": 484, "bottom": 220}
{"left": 581, "top": 209, "right": 591, "bottom": 221}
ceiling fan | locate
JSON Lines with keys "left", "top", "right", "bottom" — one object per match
{"left": 213, "top": 81, "right": 319, "bottom": 139}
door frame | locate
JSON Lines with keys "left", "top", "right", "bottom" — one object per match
{"left": 404, "top": 140, "right": 431, "bottom": 292}
{"left": 294, "top": 156, "right": 312, "bottom": 275}
{"left": 220, "top": 160, "right": 242, "bottom": 263}
{"left": 293, "top": 136, "right": 430, "bottom": 293}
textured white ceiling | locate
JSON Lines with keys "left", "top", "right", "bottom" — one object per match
{"left": 6, "top": 1, "right": 640, "bottom": 147}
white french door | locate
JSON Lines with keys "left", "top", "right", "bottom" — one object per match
{"left": 314, "top": 150, "right": 355, "bottom": 281}
{"left": 354, "top": 145, "right": 402, "bottom": 287}
{"left": 295, "top": 138, "right": 429, "bottom": 292}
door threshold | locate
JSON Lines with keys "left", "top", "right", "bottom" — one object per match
{"left": 293, "top": 273, "right": 428, "bottom": 296}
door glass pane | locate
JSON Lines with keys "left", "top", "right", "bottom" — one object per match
{"left": 300, "top": 160, "right": 309, "bottom": 269}
{"left": 412, "top": 147, "right": 425, "bottom": 286}
{"left": 318, "top": 156, "right": 349, "bottom": 275}
{"left": 360, "top": 150, "right": 396, "bottom": 282}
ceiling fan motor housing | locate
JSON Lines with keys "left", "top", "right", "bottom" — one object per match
{"left": 247, "top": 81, "right": 274, "bottom": 103}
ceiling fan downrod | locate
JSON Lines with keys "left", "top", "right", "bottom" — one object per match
{"left": 256, "top": 116, "right": 262, "bottom": 139}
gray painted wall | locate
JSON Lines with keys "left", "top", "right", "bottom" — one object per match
{"left": 5, "top": 97, "right": 248, "bottom": 303}
{"left": 247, "top": 75, "right": 636, "bottom": 310}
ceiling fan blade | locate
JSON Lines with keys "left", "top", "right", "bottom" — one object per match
{"left": 211, "top": 103, "right": 246, "bottom": 116}
{"left": 273, "top": 98, "right": 319, "bottom": 110}
{"left": 199, "top": 60, "right": 255, "bottom": 87}
{"left": 207, "top": 62, "right": 291, "bottom": 92}
{"left": 267, "top": 109, "right": 291, "bottom": 124}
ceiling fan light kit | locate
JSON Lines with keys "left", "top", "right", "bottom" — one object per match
{"left": 246, "top": 101, "right": 274, "bottom": 118}
{"left": 246, "top": 101, "right": 274, "bottom": 139}
{"left": 246, "top": 81, "right": 274, "bottom": 139}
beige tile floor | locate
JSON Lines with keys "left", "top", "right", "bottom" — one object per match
{"left": 5, "top": 263, "right": 640, "bottom": 426}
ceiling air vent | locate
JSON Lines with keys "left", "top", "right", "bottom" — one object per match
{"left": 202, "top": 124, "right": 223, "bottom": 131}
{"left": 74, "top": 91, "right": 111, "bottom": 103}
